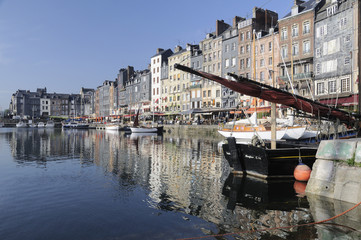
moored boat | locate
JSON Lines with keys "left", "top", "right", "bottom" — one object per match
{"left": 37, "top": 122, "right": 45, "bottom": 128}
{"left": 62, "top": 121, "right": 89, "bottom": 129}
{"left": 222, "top": 137, "right": 317, "bottom": 179}
{"left": 105, "top": 123, "right": 120, "bottom": 131}
{"left": 45, "top": 120, "right": 55, "bottom": 128}
{"left": 16, "top": 121, "right": 27, "bottom": 128}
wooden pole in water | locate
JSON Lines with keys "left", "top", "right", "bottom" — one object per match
{"left": 271, "top": 29, "right": 276, "bottom": 149}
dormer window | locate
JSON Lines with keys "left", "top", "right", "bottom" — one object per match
{"left": 327, "top": 4, "right": 337, "bottom": 16}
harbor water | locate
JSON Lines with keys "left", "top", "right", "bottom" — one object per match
{"left": 0, "top": 128, "right": 360, "bottom": 240}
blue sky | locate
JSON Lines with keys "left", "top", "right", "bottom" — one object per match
{"left": 0, "top": 0, "right": 292, "bottom": 111}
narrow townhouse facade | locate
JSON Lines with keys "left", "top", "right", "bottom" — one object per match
{"left": 79, "top": 88, "right": 95, "bottom": 117}
{"left": 221, "top": 16, "right": 244, "bottom": 109}
{"left": 160, "top": 60, "right": 169, "bottom": 112}
{"left": 97, "top": 80, "right": 116, "bottom": 117}
{"left": 199, "top": 20, "right": 230, "bottom": 109}
{"left": 40, "top": 97, "right": 51, "bottom": 117}
{"left": 150, "top": 48, "right": 173, "bottom": 113}
{"left": 117, "top": 66, "right": 134, "bottom": 114}
{"left": 167, "top": 45, "right": 192, "bottom": 114}
{"left": 278, "top": 0, "right": 319, "bottom": 99}
{"left": 238, "top": 7, "right": 278, "bottom": 108}
{"left": 252, "top": 28, "right": 281, "bottom": 111}
{"left": 124, "top": 69, "right": 151, "bottom": 114}
{"left": 314, "top": 0, "right": 358, "bottom": 109}
{"left": 190, "top": 46, "right": 203, "bottom": 109}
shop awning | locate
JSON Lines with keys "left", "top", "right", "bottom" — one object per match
{"left": 319, "top": 95, "right": 358, "bottom": 106}
{"left": 245, "top": 106, "right": 271, "bottom": 114}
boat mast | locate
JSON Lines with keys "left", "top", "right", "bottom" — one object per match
{"left": 351, "top": 1, "right": 361, "bottom": 116}
{"left": 253, "top": 30, "right": 257, "bottom": 124}
{"left": 271, "top": 30, "right": 276, "bottom": 149}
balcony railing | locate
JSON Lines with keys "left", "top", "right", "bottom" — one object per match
{"left": 278, "top": 72, "right": 313, "bottom": 81}
{"left": 189, "top": 84, "right": 202, "bottom": 89}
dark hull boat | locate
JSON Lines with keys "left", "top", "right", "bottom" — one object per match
{"left": 174, "top": 64, "right": 359, "bottom": 179}
{"left": 223, "top": 137, "right": 317, "bottom": 179}
{"left": 222, "top": 173, "right": 309, "bottom": 211}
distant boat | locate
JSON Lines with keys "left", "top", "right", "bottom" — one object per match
{"left": 105, "top": 123, "right": 120, "bottom": 131}
{"left": 37, "top": 122, "right": 45, "bottom": 128}
{"left": 130, "top": 108, "right": 163, "bottom": 133}
{"left": 62, "top": 121, "right": 89, "bottom": 129}
{"left": 28, "top": 122, "right": 37, "bottom": 128}
{"left": 45, "top": 120, "right": 55, "bottom": 128}
{"left": 16, "top": 121, "right": 27, "bottom": 128}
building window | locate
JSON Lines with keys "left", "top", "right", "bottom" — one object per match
{"left": 341, "top": 78, "right": 350, "bottom": 92}
{"left": 246, "top": 31, "right": 251, "bottom": 39}
{"left": 281, "top": 27, "right": 288, "bottom": 40}
{"left": 281, "top": 45, "right": 288, "bottom": 58}
{"left": 292, "top": 43, "right": 299, "bottom": 56}
{"left": 225, "top": 44, "right": 229, "bottom": 52}
{"left": 316, "top": 48, "right": 321, "bottom": 58}
{"left": 241, "top": 46, "right": 245, "bottom": 54}
{"left": 303, "top": 21, "right": 310, "bottom": 34}
{"left": 231, "top": 57, "right": 236, "bottom": 67}
{"left": 327, "top": 4, "right": 337, "bottom": 16}
{"left": 260, "top": 71, "right": 264, "bottom": 81}
{"left": 344, "top": 57, "right": 350, "bottom": 65}
{"left": 329, "top": 80, "right": 336, "bottom": 93}
{"left": 340, "top": 17, "right": 347, "bottom": 28}
{"left": 225, "top": 59, "right": 230, "bottom": 68}
{"left": 317, "top": 82, "right": 325, "bottom": 95}
{"left": 316, "top": 63, "right": 321, "bottom": 75}
{"left": 240, "top": 59, "right": 245, "bottom": 69}
{"left": 304, "top": 64, "right": 310, "bottom": 73}
{"left": 231, "top": 43, "right": 236, "bottom": 51}
{"left": 246, "top": 58, "right": 251, "bottom": 68}
{"left": 260, "top": 59, "right": 265, "bottom": 67}
{"left": 269, "top": 42, "right": 272, "bottom": 52}
{"left": 246, "top": 45, "right": 250, "bottom": 53}
{"left": 260, "top": 44, "right": 264, "bottom": 53}
{"left": 292, "top": 24, "right": 299, "bottom": 37}
{"left": 268, "top": 57, "right": 272, "bottom": 66}
{"left": 240, "top": 33, "right": 244, "bottom": 41}
{"left": 316, "top": 25, "right": 327, "bottom": 38}
{"left": 303, "top": 40, "right": 310, "bottom": 53}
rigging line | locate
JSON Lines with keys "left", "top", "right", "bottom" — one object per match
{"left": 273, "top": 32, "right": 297, "bottom": 97}
{"left": 178, "top": 199, "right": 361, "bottom": 240}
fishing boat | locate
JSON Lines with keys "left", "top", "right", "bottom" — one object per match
{"left": 222, "top": 137, "right": 317, "bottom": 178}
{"left": 129, "top": 108, "right": 163, "bottom": 133}
{"left": 174, "top": 64, "right": 357, "bottom": 178}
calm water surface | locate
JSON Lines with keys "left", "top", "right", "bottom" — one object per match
{"left": 0, "top": 128, "right": 360, "bottom": 240}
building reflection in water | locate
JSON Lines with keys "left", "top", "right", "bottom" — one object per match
{"left": 6, "top": 128, "right": 361, "bottom": 239}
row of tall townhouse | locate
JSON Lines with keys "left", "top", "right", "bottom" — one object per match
{"left": 9, "top": 87, "right": 95, "bottom": 118}
{"left": 9, "top": 0, "right": 360, "bottom": 119}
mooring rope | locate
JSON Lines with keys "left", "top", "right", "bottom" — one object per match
{"left": 177, "top": 200, "right": 361, "bottom": 240}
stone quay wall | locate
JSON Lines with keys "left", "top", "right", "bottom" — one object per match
{"left": 306, "top": 138, "right": 361, "bottom": 204}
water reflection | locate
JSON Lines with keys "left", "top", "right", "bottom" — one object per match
{"left": 2, "top": 128, "right": 361, "bottom": 239}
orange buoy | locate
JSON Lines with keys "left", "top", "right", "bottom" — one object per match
{"left": 294, "top": 163, "right": 311, "bottom": 182}
{"left": 293, "top": 181, "right": 307, "bottom": 197}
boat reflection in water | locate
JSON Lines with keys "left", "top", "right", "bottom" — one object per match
{"left": 2, "top": 128, "right": 359, "bottom": 239}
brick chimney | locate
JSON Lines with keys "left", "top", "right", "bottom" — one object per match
{"left": 216, "top": 20, "right": 229, "bottom": 36}
{"left": 174, "top": 45, "right": 182, "bottom": 53}
{"left": 233, "top": 16, "right": 245, "bottom": 28}
{"left": 156, "top": 48, "right": 164, "bottom": 54}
